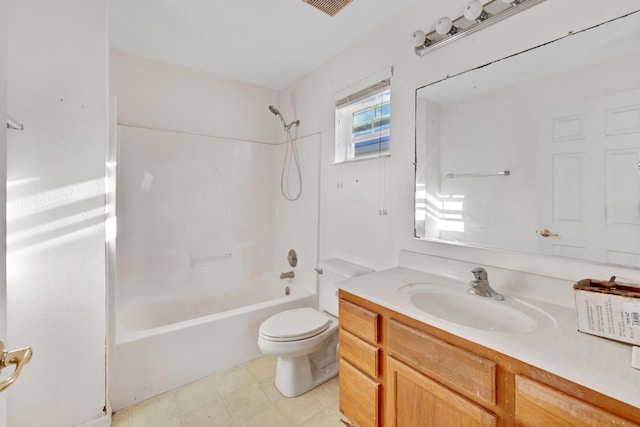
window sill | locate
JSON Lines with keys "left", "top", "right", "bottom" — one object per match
{"left": 333, "top": 152, "right": 390, "bottom": 165}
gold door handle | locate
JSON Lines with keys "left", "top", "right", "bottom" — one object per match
{"left": 0, "top": 341, "right": 33, "bottom": 393}
{"left": 539, "top": 228, "right": 559, "bottom": 238}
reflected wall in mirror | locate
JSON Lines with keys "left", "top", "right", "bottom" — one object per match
{"left": 415, "top": 11, "right": 640, "bottom": 269}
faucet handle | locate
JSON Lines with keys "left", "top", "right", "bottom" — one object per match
{"left": 471, "top": 267, "right": 488, "bottom": 280}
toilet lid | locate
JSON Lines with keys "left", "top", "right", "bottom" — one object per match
{"left": 260, "top": 308, "right": 331, "bottom": 342}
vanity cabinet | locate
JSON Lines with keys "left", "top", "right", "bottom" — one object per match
{"left": 387, "top": 357, "right": 496, "bottom": 426}
{"left": 514, "top": 375, "right": 637, "bottom": 426}
{"left": 338, "top": 290, "right": 640, "bottom": 427}
{"left": 387, "top": 319, "right": 497, "bottom": 426}
{"left": 338, "top": 298, "right": 381, "bottom": 427}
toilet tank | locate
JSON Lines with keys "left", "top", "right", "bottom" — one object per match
{"left": 317, "top": 258, "right": 374, "bottom": 317}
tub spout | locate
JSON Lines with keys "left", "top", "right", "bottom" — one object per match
{"left": 280, "top": 271, "right": 295, "bottom": 280}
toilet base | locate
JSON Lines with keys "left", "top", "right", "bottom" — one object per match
{"left": 274, "top": 355, "right": 338, "bottom": 397}
{"left": 274, "top": 330, "right": 339, "bottom": 397}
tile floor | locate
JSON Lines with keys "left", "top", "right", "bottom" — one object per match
{"left": 111, "top": 356, "right": 345, "bottom": 427}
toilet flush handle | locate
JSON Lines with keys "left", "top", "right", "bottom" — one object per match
{"left": 314, "top": 267, "right": 323, "bottom": 275}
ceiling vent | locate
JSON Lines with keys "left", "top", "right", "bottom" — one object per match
{"left": 303, "top": 0, "right": 353, "bottom": 16}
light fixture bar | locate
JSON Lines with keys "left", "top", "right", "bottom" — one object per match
{"left": 415, "top": 0, "right": 546, "bottom": 56}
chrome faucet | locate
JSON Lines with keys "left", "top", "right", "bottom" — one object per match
{"left": 468, "top": 267, "right": 504, "bottom": 301}
{"left": 280, "top": 271, "right": 295, "bottom": 280}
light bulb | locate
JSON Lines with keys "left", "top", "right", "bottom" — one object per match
{"left": 435, "top": 17, "right": 457, "bottom": 36}
{"left": 464, "top": 0, "right": 488, "bottom": 22}
{"left": 412, "top": 30, "right": 426, "bottom": 47}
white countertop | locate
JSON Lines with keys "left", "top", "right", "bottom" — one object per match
{"left": 338, "top": 266, "right": 640, "bottom": 409}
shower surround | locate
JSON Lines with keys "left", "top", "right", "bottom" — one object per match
{"left": 110, "top": 124, "right": 321, "bottom": 409}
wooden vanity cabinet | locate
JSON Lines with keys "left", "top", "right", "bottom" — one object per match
{"left": 387, "top": 319, "right": 497, "bottom": 426}
{"left": 387, "top": 357, "right": 497, "bottom": 426}
{"left": 514, "top": 375, "right": 638, "bottom": 426}
{"left": 338, "top": 298, "right": 382, "bottom": 427}
{"left": 338, "top": 290, "right": 640, "bottom": 427}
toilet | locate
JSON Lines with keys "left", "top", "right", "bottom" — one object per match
{"left": 258, "top": 258, "right": 373, "bottom": 397}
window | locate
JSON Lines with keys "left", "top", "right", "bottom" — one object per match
{"left": 335, "top": 78, "right": 391, "bottom": 163}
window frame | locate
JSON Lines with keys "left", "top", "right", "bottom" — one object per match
{"left": 334, "top": 78, "right": 391, "bottom": 163}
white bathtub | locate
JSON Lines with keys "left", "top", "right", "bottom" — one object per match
{"left": 110, "top": 279, "right": 315, "bottom": 410}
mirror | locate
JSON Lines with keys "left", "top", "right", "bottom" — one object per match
{"left": 415, "top": 11, "right": 640, "bottom": 269}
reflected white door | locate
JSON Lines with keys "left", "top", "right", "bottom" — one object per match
{"left": 1, "top": 0, "right": 32, "bottom": 419}
{"left": 0, "top": 217, "right": 5, "bottom": 426}
{"left": 1, "top": 0, "right": 7, "bottom": 423}
{"left": 537, "top": 89, "right": 640, "bottom": 265}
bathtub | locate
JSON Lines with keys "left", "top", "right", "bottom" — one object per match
{"left": 109, "top": 278, "right": 315, "bottom": 410}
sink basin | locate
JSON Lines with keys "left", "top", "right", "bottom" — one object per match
{"left": 398, "top": 283, "right": 556, "bottom": 333}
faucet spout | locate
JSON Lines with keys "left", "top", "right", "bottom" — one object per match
{"left": 280, "top": 271, "right": 295, "bottom": 280}
{"left": 468, "top": 268, "right": 504, "bottom": 301}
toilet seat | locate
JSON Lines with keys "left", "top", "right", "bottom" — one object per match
{"left": 260, "top": 308, "right": 331, "bottom": 342}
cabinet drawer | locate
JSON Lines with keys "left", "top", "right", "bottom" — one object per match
{"left": 387, "top": 319, "right": 496, "bottom": 406}
{"left": 339, "top": 358, "right": 380, "bottom": 427}
{"left": 388, "top": 357, "right": 497, "bottom": 427}
{"left": 515, "top": 375, "right": 637, "bottom": 426}
{"left": 340, "top": 328, "right": 380, "bottom": 378}
{"left": 339, "top": 298, "right": 379, "bottom": 344}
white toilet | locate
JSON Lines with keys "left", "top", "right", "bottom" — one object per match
{"left": 258, "top": 258, "right": 373, "bottom": 397}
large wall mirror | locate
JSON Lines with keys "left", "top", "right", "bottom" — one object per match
{"left": 415, "top": 11, "right": 640, "bottom": 269}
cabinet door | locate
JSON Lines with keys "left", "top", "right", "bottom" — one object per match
{"left": 340, "top": 358, "right": 380, "bottom": 427}
{"left": 387, "top": 357, "right": 497, "bottom": 427}
{"left": 515, "top": 375, "right": 637, "bottom": 426}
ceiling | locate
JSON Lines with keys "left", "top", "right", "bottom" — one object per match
{"left": 109, "top": 0, "right": 418, "bottom": 90}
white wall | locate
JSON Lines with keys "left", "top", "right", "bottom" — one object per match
{"left": 110, "top": 50, "right": 280, "bottom": 144}
{"left": 281, "top": 0, "right": 640, "bottom": 283}
{"left": 6, "top": 1, "right": 108, "bottom": 426}
{"left": 110, "top": 52, "right": 284, "bottom": 301}
{"left": 110, "top": 51, "right": 321, "bottom": 297}
{"left": 115, "top": 125, "right": 277, "bottom": 304}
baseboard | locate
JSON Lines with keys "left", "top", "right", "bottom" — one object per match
{"left": 76, "top": 402, "right": 112, "bottom": 427}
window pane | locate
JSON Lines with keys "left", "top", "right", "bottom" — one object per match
{"left": 373, "top": 116, "right": 390, "bottom": 132}
{"left": 353, "top": 123, "right": 373, "bottom": 136}
{"left": 334, "top": 80, "right": 391, "bottom": 163}
{"left": 376, "top": 102, "right": 390, "bottom": 117}
{"left": 353, "top": 109, "right": 373, "bottom": 123}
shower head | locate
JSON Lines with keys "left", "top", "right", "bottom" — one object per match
{"left": 268, "top": 105, "right": 281, "bottom": 116}
{"left": 268, "top": 104, "right": 287, "bottom": 128}
{"left": 268, "top": 105, "right": 300, "bottom": 130}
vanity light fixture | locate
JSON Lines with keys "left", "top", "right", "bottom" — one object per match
{"left": 464, "top": 0, "right": 489, "bottom": 23}
{"left": 412, "top": 30, "right": 432, "bottom": 48}
{"left": 413, "top": 0, "right": 546, "bottom": 56}
{"left": 435, "top": 17, "right": 458, "bottom": 36}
